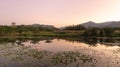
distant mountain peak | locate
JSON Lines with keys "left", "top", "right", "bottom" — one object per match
{"left": 81, "top": 21, "right": 120, "bottom": 28}
{"left": 86, "top": 21, "right": 95, "bottom": 23}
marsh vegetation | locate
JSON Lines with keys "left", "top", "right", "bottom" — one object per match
{"left": 0, "top": 24, "right": 120, "bottom": 37}
{"left": 0, "top": 37, "right": 120, "bottom": 67}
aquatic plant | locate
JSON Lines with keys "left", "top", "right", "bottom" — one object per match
{"left": 51, "top": 51, "right": 97, "bottom": 66}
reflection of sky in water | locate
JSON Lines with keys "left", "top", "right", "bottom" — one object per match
{"left": 0, "top": 38, "right": 120, "bottom": 67}
{"left": 29, "top": 39, "right": 84, "bottom": 52}
{"left": 23, "top": 38, "right": 120, "bottom": 67}
{"left": 23, "top": 39, "right": 120, "bottom": 52}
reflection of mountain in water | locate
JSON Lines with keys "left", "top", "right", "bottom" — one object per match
{"left": 0, "top": 37, "right": 120, "bottom": 46}
{"left": 60, "top": 37, "right": 120, "bottom": 46}
{"left": 0, "top": 37, "right": 54, "bottom": 46}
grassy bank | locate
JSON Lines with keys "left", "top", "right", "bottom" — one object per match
{"left": 0, "top": 30, "right": 120, "bottom": 37}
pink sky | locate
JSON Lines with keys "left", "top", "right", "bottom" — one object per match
{"left": 0, "top": 0, "right": 120, "bottom": 27}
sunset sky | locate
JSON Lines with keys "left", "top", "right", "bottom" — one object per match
{"left": 0, "top": 0, "right": 120, "bottom": 27}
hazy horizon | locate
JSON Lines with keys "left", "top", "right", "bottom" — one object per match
{"left": 0, "top": 0, "right": 120, "bottom": 27}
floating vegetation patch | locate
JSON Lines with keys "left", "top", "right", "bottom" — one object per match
{"left": 51, "top": 51, "right": 97, "bottom": 66}
{"left": 0, "top": 43, "right": 97, "bottom": 67}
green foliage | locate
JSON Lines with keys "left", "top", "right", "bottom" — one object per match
{"left": 0, "top": 25, "right": 57, "bottom": 36}
{"left": 83, "top": 27, "right": 117, "bottom": 37}
{"left": 0, "top": 25, "right": 120, "bottom": 37}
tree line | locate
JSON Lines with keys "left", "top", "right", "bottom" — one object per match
{"left": 0, "top": 25, "right": 57, "bottom": 36}
{"left": 63, "top": 25, "right": 120, "bottom": 37}
{"left": 0, "top": 24, "right": 120, "bottom": 37}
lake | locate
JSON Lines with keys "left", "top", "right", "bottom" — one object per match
{"left": 0, "top": 37, "right": 120, "bottom": 67}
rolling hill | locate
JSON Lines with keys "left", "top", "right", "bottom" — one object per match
{"left": 81, "top": 21, "right": 120, "bottom": 28}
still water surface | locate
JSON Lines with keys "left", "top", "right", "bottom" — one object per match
{"left": 0, "top": 37, "right": 120, "bottom": 67}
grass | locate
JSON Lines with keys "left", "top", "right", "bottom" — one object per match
{"left": 0, "top": 30, "right": 120, "bottom": 37}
